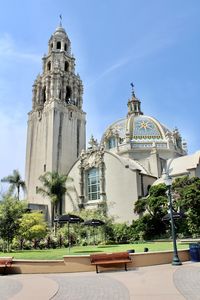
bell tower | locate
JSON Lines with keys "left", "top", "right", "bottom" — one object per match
{"left": 25, "top": 24, "right": 86, "bottom": 215}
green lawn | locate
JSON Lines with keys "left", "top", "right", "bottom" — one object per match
{"left": 0, "top": 242, "right": 189, "bottom": 260}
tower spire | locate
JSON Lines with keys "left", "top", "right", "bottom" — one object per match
{"left": 59, "top": 14, "right": 62, "bottom": 27}
{"left": 130, "top": 82, "right": 135, "bottom": 97}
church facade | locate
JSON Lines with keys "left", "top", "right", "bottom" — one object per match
{"left": 25, "top": 25, "right": 200, "bottom": 224}
{"left": 65, "top": 89, "right": 200, "bottom": 223}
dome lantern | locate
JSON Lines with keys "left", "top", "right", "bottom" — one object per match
{"left": 127, "top": 83, "right": 143, "bottom": 116}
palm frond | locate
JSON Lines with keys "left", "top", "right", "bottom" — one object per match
{"left": 1, "top": 169, "right": 26, "bottom": 199}
{"left": 38, "top": 171, "right": 71, "bottom": 206}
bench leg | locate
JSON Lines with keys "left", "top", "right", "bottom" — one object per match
{"left": 96, "top": 265, "right": 99, "bottom": 274}
{"left": 125, "top": 263, "right": 127, "bottom": 271}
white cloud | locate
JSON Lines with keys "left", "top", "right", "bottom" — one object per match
{"left": 0, "top": 33, "right": 40, "bottom": 63}
{"left": 88, "top": 26, "right": 181, "bottom": 87}
{"left": 90, "top": 57, "right": 130, "bottom": 84}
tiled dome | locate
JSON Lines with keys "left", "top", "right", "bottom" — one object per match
{"left": 101, "top": 89, "right": 186, "bottom": 155}
{"left": 102, "top": 115, "right": 169, "bottom": 144}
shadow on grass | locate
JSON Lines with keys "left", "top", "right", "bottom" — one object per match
{"left": 97, "top": 245, "right": 120, "bottom": 248}
{"left": 74, "top": 250, "right": 104, "bottom": 254}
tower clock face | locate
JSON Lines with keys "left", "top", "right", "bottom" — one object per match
{"left": 134, "top": 117, "right": 162, "bottom": 139}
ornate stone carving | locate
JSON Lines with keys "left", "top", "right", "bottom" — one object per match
{"left": 79, "top": 146, "right": 105, "bottom": 170}
{"left": 88, "top": 135, "right": 98, "bottom": 148}
{"left": 104, "top": 128, "right": 119, "bottom": 141}
{"left": 172, "top": 127, "right": 182, "bottom": 150}
{"left": 165, "top": 130, "right": 173, "bottom": 142}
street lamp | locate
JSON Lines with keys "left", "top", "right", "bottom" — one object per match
{"left": 164, "top": 173, "right": 182, "bottom": 266}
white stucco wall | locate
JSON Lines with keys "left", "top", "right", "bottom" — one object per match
{"left": 65, "top": 151, "right": 156, "bottom": 224}
{"left": 25, "top": 100, "right": 86, "bottom": 222}
{"left": 103, "top": 153, "right": 138, "bottom": 223}
{"left": 196, "top": 164, "right": 200, "bottom": 177}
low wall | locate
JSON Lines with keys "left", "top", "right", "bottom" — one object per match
{"left": 8, "top": 249, "right": 190, "bottom": 274}
{"left": 132, "top": 249, "right": 189, "bottom": 267}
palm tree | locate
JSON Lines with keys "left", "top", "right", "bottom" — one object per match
{"left": 1, "top": 169, "right": 26, "bottom": 200}
{"left": 37, "top": 171, "right": 70, "bottom": 226}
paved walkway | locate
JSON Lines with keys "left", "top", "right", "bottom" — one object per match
{"left": 1, "top": 262, "right": 200, "bottom": 299}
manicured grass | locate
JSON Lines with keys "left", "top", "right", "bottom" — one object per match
{"left": 0, "top": 242, "right": 189, "bottom": 260}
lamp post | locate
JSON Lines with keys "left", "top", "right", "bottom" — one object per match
{"left": 164, "top": 174, "right": 182, "bottom": 266}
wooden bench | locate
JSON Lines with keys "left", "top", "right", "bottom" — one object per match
{"left": 90, "top": 252, "right": 132, "bottom": 273}
{"left": 0, "top": 257, "right": 13, "bottom": 275}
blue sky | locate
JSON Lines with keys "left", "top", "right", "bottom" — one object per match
{"left": 0, "top": 0, "right": 200, "bottom": 188}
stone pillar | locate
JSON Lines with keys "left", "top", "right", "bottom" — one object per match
{"left": 37, "top": 82, "right": 42, "bottom": 105}
{"left": 63, "top": 78, "right": 67, "bottom": 102}
{"left": 32, "top": 84, "right": 37, "bottom": 109}
{"left": 46, "top": 76, "right": 51, "bottom": 102}
{"left": 99, "top": 161, "right": 105, "bottom": 201}
{"left": 55, "top": 73, "right": 60, "bottom": 100}
{"left": 50, "top": 74, "right": 56, "bottom": 99}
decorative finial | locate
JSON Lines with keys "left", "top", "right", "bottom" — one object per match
{"left": 59, "top": 14, "right": 62, "bottom": 27}
{"left": 88, "top": 135, "right": 98, "bottom": 148}
{"left": 130, "top": 82, "right": 135, "bottom": 97}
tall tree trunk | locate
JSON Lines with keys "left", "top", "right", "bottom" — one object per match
{"left": 51, "top": 203, "right": 55, "bottom": 227}
{"left": 59, "top": 197, "right": 62, "bottom": 215}
{"left": 17, "top": 185, "right": 20, "bottom": 200}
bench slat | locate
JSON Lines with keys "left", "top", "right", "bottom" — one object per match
{"left": 91, "top": 260, "right": 131, "bottom": 265}
{"left": 90, "top": 252, "right": 132, "bottom": 273}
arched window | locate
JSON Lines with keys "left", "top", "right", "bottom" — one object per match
{"left": 108, "top": 137, "right": 116, "bottom": 149}
{"left": 64, "top": 43, "right": 67, "bottom": 51}
{"left": 76, "top": 98, "right": 80, "bottom": 108}
{"left": 65, "top": 86, "right": 71, "bottom": 103}
{"left": 56, "top": 41, "right": 61, "bottom": 49}
{"left": 47, "top": 61, "right": 51, "bottom": 71}
{"left": 87, "top": 168, "right": 100, "bottom": 201}
{"left": 160, "top": 158, "right": 166, "bottom": 174}
{"left": 65, "top": 61, "right": 69, "bottom": 72}
{"left": 42, "top": 86, "right": 46, "bottom": 103}
{"left": 119, "top": 137, "right": 123, "bottom": 144}
{"left": 51, "top": 43, "right": 53, "bottom": 49}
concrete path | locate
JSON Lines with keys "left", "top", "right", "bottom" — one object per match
{"left": 1, "top": 262, "right": 200, "bottom": 299}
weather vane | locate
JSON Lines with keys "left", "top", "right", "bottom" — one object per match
{"left": 130, "top": 82, "right": 135, "bottom": 96}
{"left": 59, "top": 14, "right": 62, "bottom": 27}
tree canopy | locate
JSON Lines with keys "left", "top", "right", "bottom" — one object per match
{"left": 0, "top": 194, "right": 26, "bottom": 251}
{"left": 134, "top": 184, "right": 168, "bottom": 217}
{"left": 1, "top": 169, "right": 26, "bottom": 200}
{"left": 19, "top": 212, "right": 47, "bottom": 242}
{"left": 133, "top": 184, "right": 168, "bottom": 239}
{"left": 37, "top": 171, "right": 70, "bottom": 225}
{"left": 133, "top": 177, "right": 200, "bottom": 239}
{"left": 172, "top": 176, "right": 200, "bottom": 237}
